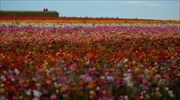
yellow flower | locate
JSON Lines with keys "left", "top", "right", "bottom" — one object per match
{"left": 135, "top": 67, "right": 139, "bottom": 73}
{"left": 43, "top": 60, "right": 48, "bottom": 66}
{"left": 89, "top": 90, "right": 96, "bottom": 95}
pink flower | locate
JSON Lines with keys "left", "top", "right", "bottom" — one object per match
{"left": 50, "top": 94, "right": 57, "bottom": 100}
{"left": 80, "top": 74, "right": 93, "bottom": 83}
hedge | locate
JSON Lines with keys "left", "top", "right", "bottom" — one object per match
{"left": 0, "top": 11, "right": 59, "bottom": 17}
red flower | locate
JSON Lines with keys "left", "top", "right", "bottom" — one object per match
{"left": 4, "top": 84, "right": 11, "bottom": 91}
{"left": 0, "top": 50, "right": 3, "bottom": 54}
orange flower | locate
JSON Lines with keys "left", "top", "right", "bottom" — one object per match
{"left": 43, "top": 60, "right": 48, "bottom": 66}
{"left": 86, "top": 82, "right": 96, "bottom": 89}
{"left": 78, "top": 80, "right": 86, "bottom": 86}
{"left": 86, "top": 52, "right": 94, "bottom": 59}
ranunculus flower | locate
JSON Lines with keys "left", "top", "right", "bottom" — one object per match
{"left": 33, "top": 90, "right": 42, "bottom": 98}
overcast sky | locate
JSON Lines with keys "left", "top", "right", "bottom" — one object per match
{"left": 0, "top": 0, "right": 179, "bottom": 20}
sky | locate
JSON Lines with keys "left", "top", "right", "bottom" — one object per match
{"left": 0, "top": 0, "right": 180, "bottom": 20}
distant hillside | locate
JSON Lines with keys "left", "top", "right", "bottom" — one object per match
{"left": 0, "top": 10, "right": 59, "bottom": 17}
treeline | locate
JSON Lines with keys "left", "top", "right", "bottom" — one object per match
{"left": 0, "top": 11, "right": 59, "bottom": 17}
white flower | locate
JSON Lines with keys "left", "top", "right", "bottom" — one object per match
{"left": 0, "top": 75, "right": 6, "bottom": 82}
{"left": 14, "top": 69, "right": 19, "bottom": 74}
{"left": 96, "top": 86, "right": 100, "bottom": 90}
{"left": 26, "top": 89, "right": 31, "bottom": 96}
{"left": 168, "top": 90, "right": 174, "bottom": 97}
{"left": 62, "top": 94, "right": 67, "bottom": 98}
{"left": 0, "top": 96, "right": 7, "bottom": 100}
{"left": 56, "top": 89, "right": 59, "bottom": 93}
{"left": 124, "top": 95, "right": 129, "bottom": 100}
{"left": 19, "top": 96, "right": 23, "bottom": 99}
{"left": 144, "top": 69, "right": 149, "bottom": 75}
{"left": 106, "top": 75, "right": 114, "bottom": 81}
{"left": 165, "top": 87, "right": 169, "bottom": 91}
{"left": 124, "top": 58, "right": 129, "bottom": 63}
{"left": 85, "top": 60, "right": 90, "bottom": 65}
{"left": 155, "top": 87, "right": 160, "bottom": 91}
{"left": 33, "top": 98, "right": 40, "bottom": 100}
{"left": 33, "top": 90, "right": 42, "bottom": 98}
{"left": 36, "top": 83, "right": 41, "bottom": 87}
{"left": 124, "top": 75, "right": 133, "bottom": 87}
{"left": 100, "top": 76, "right": 105, "bottom": 80}
{"left": 1, "top": 84, "right": 4, "bottom": 87}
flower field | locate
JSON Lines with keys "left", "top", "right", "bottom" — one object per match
{"left": 0, "top": 17, "right": 180, "bottom": 100}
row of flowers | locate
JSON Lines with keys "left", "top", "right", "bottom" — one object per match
{"left": 0, "top": 24, "right": 179, "bottom": 35}
{"left": 0, "top": 16, "right": 179, "bottom": 24}
{"left": 0, "top": 23, "right": 180, "bottom": 99}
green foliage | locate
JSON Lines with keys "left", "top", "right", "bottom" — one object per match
{"left": 0, "top": 11, "right": 59, "bottom": 17}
